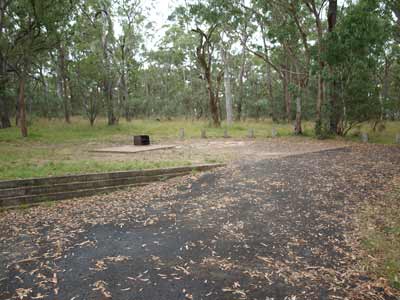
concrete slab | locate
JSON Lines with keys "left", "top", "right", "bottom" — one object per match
{"left": 91, "top": 145, "right": 176, "bottom": 154}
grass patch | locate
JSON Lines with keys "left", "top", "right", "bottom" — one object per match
{"left": 346, "top": 122, "right": 400, "bottom": 144}
{"left": 18, "top": 203, "right": 31, "bottom": 210}
{"left": 0, "top": 117, "right": 313, "bottom": 143}
{"left": 0, "top": 159, "right": 191, "bottom": 180}
{"left": 41, "top": 201, "right": 56, "bottom": 208}
{"left": 0, "top": 117, "right": 399, "bottom": 180}
{"left": 1, "top": 118, "right": 398, "bottom": 144}
{"left": 0, "top": 117, "right": 305, "bottom": 180}
{"left": 358, "top": 177, "right": 400, "bottom": 290}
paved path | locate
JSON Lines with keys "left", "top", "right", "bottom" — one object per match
{"left": 1, "top": 145, "right": 399, "bottom": 300}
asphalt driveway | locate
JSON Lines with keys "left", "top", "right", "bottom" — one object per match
{"left": 1, "top": 145, "right": 399, "bottom": 300}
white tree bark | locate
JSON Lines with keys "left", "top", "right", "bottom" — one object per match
{"left": 295, "top": 96, "right": 302, "bottom": 135}
{"left": 222, "top": 48, "right": 233, "bottom": 126}
{"left": 100, "top": 4, "right": 116, "bottom": 125}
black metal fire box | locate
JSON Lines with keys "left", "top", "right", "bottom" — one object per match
{"left": 133, "top": 135, "right": 150, "bottom": 146}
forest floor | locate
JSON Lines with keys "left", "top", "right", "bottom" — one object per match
{"left": 1, "top": 141, "right": 400, "bottom": 299}
{"left": 0, "top": 118, "right": 399, "bottom": 180}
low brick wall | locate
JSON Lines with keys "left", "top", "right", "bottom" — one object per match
{"left": 0, "top": 164, "right": 225, "bottom": 209}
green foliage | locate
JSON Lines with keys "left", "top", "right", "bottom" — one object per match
{"left": 246, "top": 98, "right": 270, "bottom": 120}
{"left": 358, "top": 183, "right": 400, "bottom": 290}
{"left": 325, "top": 0, "right": 391, "bottom": 134}
{"left": 3, "top": 0, "right": 78, "bottom": 69}
{"left": 0, "top": 0, "right": 399, "bottom": 137}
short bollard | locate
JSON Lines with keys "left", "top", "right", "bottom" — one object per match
{"left": 361, "top": 132, "right": 369, "bottom": 143}
{"left": 201, "top": 129, "right": 207, "bottom": 139}
{"left": 248, "top": 128, "right": 255, "bottom": 138}
{"left": 396, "top": 133, "right": 400, "bottom": 144}
{"left": 179, "top": 128, "right": 185, "bottom": 140}
{"left": 224, "top": 129, "right": 229, "bottom": 138}
{"left": 271, "top": 128, "right": 277, "bottom": 137}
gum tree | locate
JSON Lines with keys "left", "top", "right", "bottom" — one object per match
{"left": 3, "top": 0, "right": 78, "bottom": 137}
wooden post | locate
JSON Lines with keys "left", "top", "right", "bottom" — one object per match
{"left": 396, "top": 133, "right": 400, "bottom": 144}
{"left": 224, "top": 129, "right": 229, "bottom": 138}
{"left": 179, "top": 128, "right": 185, "bottom": 140}
{"left": 361, "top": 132, "right": 368, "bottom": 143}
{"left": 247, "top": 128, "right": 255, "bottom": 138}
{"left": 201, "top": 129, "right": 207, "bottom": 139}
{"left": 271, "top": 128, "right": 277, "bottom": 137}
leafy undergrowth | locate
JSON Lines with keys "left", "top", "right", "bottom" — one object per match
{"left": 357, "top": 176, "right": 400, "bottom": 291}
{"left": 346, "top": 122, "right": 400, "bottom": 144}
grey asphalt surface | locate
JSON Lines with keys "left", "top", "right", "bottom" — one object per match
{"left": 1, "top": 146, "right": 399, "bottom": 300}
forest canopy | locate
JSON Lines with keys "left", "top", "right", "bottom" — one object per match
{"left": 0, "top": 0, "right": 399, "bottom": 137}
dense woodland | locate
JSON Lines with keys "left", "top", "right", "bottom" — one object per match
{"left": 0, "top": 0, "right": 399, "bottom": 137}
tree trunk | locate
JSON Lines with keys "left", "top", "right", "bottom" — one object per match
{"left": 315, "top": 72, "right": 324, "bottom": 134}
{"left": 237, "top": 40, "right": 247, "bottom": 121}
{"left": 193, "top": 27, "right": 221, "bottom": 127}
{"left": 104, "top": 76, "right": 115, "bottom": 126}
{"left": 266, "top": 62, "right": 274, "bottom": 120}
{"left": 0, "top": 55, "right": 10, "bottom": 128}
{"left": 18, "top": 73, "right": 27, "bottom": 137}
{"left": 294, "top": 96, "right": 302, "bottom": 135}
{"left": 209, "top": 93, "right": 220, "bottom": 126}
{"left": 120, "top": 38, "right": 131, "bottom": 122}
{"left": 381, "top": 58, "right": 391, "bottom": 121}
{"left": 0, "top": 0, "right": 11, "bottom": 129}
{"left": 329, "top": 72, "right": 340, "bottom": 133}
{"left": 122, "top": 74, "right": 130, "bottom": 121}
{"left": 283, "top": 54, "right": 292, "bottom": 122}
{"left": 203, "top": 64, "right": 221, "bottom": 127}
{"left": 0, "top": 105, "right": 11, "bottom": 128}
{"left": 56, "top": 71, "right": 63, "bottom": 101}
{"left": 283, "top": 68, "right": 291, "bottom": 122}
{"left": 121, "top": 45, "right": 131, "bottom": 121}
{"left": 309, "top": 2, "right": 325, "bottom": 136}
{"left": 15, "top": 79, "right": 19, "bottom": 126}
{"left": 328, "top": 0, "right": 339, "bottom": 134}
{"left": 105, "top": 80, "right": 116, "bottom": 125}
{"left": 44, "top": 81, "right": 50, "bottom": 119}
{"left": 101, "top": 8, "right": 116, "bottom": 126}
{"left": 0, "top": 80, "right": 11, "bottom": 129}
{"left": 207, "top": 77, "right": 220, "bottom": 127}
{"left": 89, "top": 96, "right": 96, "bottom": 127}
{"left": 0, "top": 102, "right": 11, "bottom": 129}
{"left": 328, "top": 0, "right": 337, "bottom": 33}
{"left": 222, "top": 49, "right": 233, "bottom": 126}
{"left": 58, "top": 43, "right": 70, "bottom": 123}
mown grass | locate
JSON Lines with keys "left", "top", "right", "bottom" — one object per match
{"left": 358, "top": 179, "right": 400, "bottom": 290}
{"left": 0, "top": 117, "right": 399, "bottom": 180}
{"left": 0, "top": 117, "right": 314, "bottom": 143}
{"left": 1, "top": 118, "right": 398, "bottom": 144}
{"left": 0, "top": 118, "right": 305, "bottom": 180}
{"left": 346, "top": 122, "right": 400, "bottom": 144}
{"left": 0, "top": 159, "right": 191, "bottom": 180}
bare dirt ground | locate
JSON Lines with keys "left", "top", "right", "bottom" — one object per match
{"left": 1, "top": 139, "right": 399, "bottom": 300}
{"left": 85, "top": 137, "right": 349, "bottom": 165}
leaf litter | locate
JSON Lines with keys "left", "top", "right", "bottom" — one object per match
{"left": 0, "top": 141, "right": 399, "bottom": 299}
